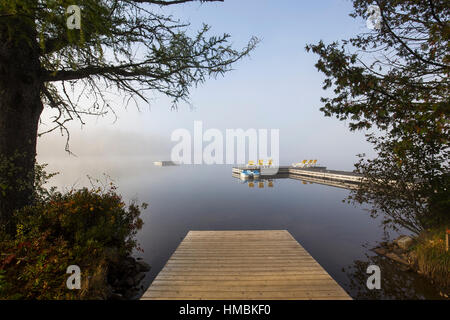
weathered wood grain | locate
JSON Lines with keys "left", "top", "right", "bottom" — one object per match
{"left": 141, "top": 230, "right": 351, "bottom": 300}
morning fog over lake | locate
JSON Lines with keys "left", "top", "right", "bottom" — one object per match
{"left": 1, "top": 0, "right": 448, "bottom": 307}
{"left": 36, "top": 154, "right": 444, "bottom": 300}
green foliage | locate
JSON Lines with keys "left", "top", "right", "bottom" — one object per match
{"left": 0, "top": 152, "right": 37, "bottom": 233}
{"left": 414, "top": 228, "right": 450, "bottom": 290}
{"left": 0, "top": 152, "right": 33, "bottom": 197}
{"left": 307, "top": 0, "right": 449, "bottom": 233}
{"left": 0, "top": 184, "right": 146, "bottom": 300}
{"left": 1, "top": 1, "right": 256, "bottom": 227}
{"left": 0, "top": 231, "right": 76, "bottom": 299}
{"left": 350, "top": 134, "right": 449, "bottom": 233}
{"left": 0, "top": 156, "right": 58, "bottom": 233}
{"left": 1, "top": 0, "right": 258, "bottom": 135}
{"left": 33, "top": 163, "right": 59, "bottom": 201}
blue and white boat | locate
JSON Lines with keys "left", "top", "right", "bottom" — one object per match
{"left": 240, "top": 170, "right": 260, "bottom": 180}
{"left": 240, "top": 170, "right": 253, "bottom": 179}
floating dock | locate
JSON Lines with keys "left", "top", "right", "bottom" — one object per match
{"left": 153, "top": 161, "right": 178, "bottom": 167}
{"left": 232, "top": 166, "right": 362, "bottom": 189}
{"left": 288, "top": 174, "right": 359, "bottom": 190}
{"left": 142, "top": 230, "right": 351, "bottom": 300}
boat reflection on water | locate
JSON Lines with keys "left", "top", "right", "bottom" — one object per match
{"left": 243, "top": 179, "right": 275, "bottom": 188}
{"left": 233, "top": 172, "right": 274, "bottom": 188}
{"left": 233, "top": 172, "right": 343, "bottom": 190}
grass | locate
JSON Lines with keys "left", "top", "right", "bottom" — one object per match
{"left": 413, "top": 227, "right": 450, "bottom": 293}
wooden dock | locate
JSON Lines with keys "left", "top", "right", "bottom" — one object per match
{"left": 142, "top": 230, "right": 351, "bottom": 300}
{"left": 232, "top": 166, "right": 362, "bottom": 189}
{"left": 289, "top": 168, "right": 362, "bottom": 183}
{"left": 288, "top": 174, "right": 359, "bottom": 190}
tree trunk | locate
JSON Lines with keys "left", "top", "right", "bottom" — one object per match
{"left": 0, "top": 20, "right": 43, "bottom": 233}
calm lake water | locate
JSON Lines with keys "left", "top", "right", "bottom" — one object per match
{"left": 43, "top": 157, "right": 443, "bottom": 299}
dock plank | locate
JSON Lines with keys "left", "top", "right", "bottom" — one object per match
{"left": 141, "top": 230, "right": 351, "bottom": 300}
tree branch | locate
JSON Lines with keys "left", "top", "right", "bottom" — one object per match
{"left": 129, "top": 0, "right": 223, "bottom": 5}
{"left": 376, "top": 1, "right": 448, "bottom": 69}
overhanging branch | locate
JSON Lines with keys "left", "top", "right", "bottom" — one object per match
{"left": 129, "top": 0, "right": 223, "bottom": 5}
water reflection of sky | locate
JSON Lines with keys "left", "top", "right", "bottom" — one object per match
{"left": 42, "top": 158, "right": 443, "bottom": 299}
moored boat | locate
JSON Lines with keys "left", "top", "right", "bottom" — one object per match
{"left": 240, "top": 170, "right": 253, "bottom": 179}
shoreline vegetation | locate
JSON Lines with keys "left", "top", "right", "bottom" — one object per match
{"left": 307, "top": 0, "right": 449, "bottom": 299}
{"left": 0, "top": 165, "right": 149, "bottom": 299}
{"left": 1, "top": 164, "right": 448, "bottom": 299}
{"left": 373, "top": 229, "right": 450, "bottom": 298}
{"left": 0, "top": 0, "right": 447, "bottom": 302}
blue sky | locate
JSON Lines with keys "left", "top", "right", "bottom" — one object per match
{"left": 38, "top": 0, "right": 377, "bottom": 171}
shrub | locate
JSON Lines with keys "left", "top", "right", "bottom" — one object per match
{"left": 0, "top": 185, "right": 145, "bottom": 299}
{"left": 414, "top": 228, "right": 450, "bottom": 291}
